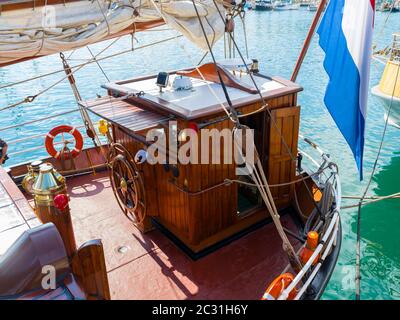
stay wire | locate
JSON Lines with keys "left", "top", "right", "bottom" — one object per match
{"left": 210, "top": 0, "right": 325, "bottom": 218}
{"left": 189, "top": 0, "right": 240, "bottom": 123}
{"left": 355, "top": 52, "right": 400, "bottom": 300}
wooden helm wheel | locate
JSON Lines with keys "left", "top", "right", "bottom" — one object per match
{"left": 108, "top": 143, "right": 146, "bottom": 226}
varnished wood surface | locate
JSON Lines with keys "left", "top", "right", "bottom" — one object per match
{"left": 34, "top": 204, "right": 77, "bottom": 260}
{"left": 83, "top": 96, "right": 171, "bottom": 134}
{"left": 72, "top": 240, "right": 111, "bottom": 300}
{"left": 8, "top": 144, "right": 108, "bottom": 181}
{"left": 176, "top": 63, "right": 259, "bottom": 93}
{"left": 268, "top": 106, "right": 300, "bottom": 209}
{"left": 108, "top": 92, "right": 299, "bottom": 251}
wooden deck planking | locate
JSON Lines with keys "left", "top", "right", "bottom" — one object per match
{"left": 82, "top": 96, "right": 171, "bottom": 134}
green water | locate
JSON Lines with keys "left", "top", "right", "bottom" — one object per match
{"left": 0, "top": 9, "right": 400, "bottom": 300}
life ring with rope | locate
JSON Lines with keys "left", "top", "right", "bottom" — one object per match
{"left": 45, "top": 125, "right": 83, "bottom": 160}
{"left": 261, "top": 273, "right": 297, "bottom": 300}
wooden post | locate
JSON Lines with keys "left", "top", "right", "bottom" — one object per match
{"left": 72, "top": 240, "right": 111, "bottom": 300}
{"left": 33, "top": 164, "right": 77, "bottom": 260}
{"left": 291, "top": 0, "right": 328, "bottom": 82}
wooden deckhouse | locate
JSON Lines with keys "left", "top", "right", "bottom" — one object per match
{"left": 84, "top": 63, "right": 303, "bottom": 256}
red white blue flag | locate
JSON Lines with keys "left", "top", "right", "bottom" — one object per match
{"left": 318, "top": 0, "right": 375, "bottom": 180}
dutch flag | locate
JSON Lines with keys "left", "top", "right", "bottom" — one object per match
{"left": 318, "top": 0, "right": 375, "bottom": 180}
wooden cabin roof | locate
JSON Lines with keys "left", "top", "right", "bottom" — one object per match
{"left": 102, "top": 71, "right": 303, "bottom": 120}
{"left": 81, "top": 96, "right": 171, "bottom": 134}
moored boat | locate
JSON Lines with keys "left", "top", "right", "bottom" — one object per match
{"left": 308, "top": 3, "right": 318, "bottom": 11}
{"left": 273, "top": 1, "right": 300, "bottom": 11}
{"left": 372, "top": 33, "right": 400, "bottom": 128}
{"left": 255, "top": 0, "right": 274, "bottom": 11}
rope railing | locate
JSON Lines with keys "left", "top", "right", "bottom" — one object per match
{"left": 5, "top": 124, "right": 87, "bottom": 145}
{"left": 7, "top": 133, "right": 97, "bottom": 156}
{"left": 0, "top": 108, "right": 80, "bottom": 132}
{"left": 278, "top": 172, "right": 341, "bottom": 300}
{"left": 267, "top": 137, "right": 341, "bottom": 300}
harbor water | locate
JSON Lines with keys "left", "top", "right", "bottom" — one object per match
{"left": 0, "top": 9, "right": 400, "bottom": 299}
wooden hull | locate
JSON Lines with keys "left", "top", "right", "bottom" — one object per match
{"left": 8, "top": 145, "right": 109, "bottom": 184}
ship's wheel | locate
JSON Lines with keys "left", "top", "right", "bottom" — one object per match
{"left": 108, "top": 143, "right": 146, "bottom": 226}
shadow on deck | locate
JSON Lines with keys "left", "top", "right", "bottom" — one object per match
{"left": 66, "top": 171, "right": 300, "bottom": 300}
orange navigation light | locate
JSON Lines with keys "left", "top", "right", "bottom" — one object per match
{"left": 307, "top": 231, "right": 319, "bottom": 250}
{"left": 299, "top": 231, "right": 320, "bottom": 265}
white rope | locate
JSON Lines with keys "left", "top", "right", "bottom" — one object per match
{"left": 0, "top": 34, "right": 182, "bottom": 91}
{"left": 0, "top": 36, "right": 122, "bottom": 112}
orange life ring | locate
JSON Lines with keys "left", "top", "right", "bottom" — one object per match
{"left": 45, "top": 125, "right": 83, "bottom": 160}
{"left": 261, "top": 273, "right": 297, "bottom": 300}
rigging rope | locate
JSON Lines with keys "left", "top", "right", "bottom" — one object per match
{"left": 355, "top": 49, "right": 400, "bottom": 300}
{"left": 372, "top": 1, "right": 397, "bottom": 52}
{"left": 186, "top": 0, "right": 303, "bottom": 271}
{"left": 0, "top": 36, "right": 121, "bottom": 113}
{"left": 210, "top": 0, "right": 325, "bottom": 221}
{"left": 0, "top": 34, "right": 181, "bottom": 91}
{"left": 86, "top": 46, "right": 110, "bottom": 82}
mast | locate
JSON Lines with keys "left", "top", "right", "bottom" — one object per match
{"left": 291, "top": 0, "right": 327, "bottom": 82}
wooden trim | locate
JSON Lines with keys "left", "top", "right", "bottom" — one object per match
{"left": 102, "top": 72, "right": 303, "bottom": 120}
{"left": 154, "top": 207, "right": 270, "bottom": 253}
{"left": 176, "top": 63, "right": 259, "bottom": 94}
{"left": 72, "top": 239, "right": 111, "bottom": 300}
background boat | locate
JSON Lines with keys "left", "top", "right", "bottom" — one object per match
{"left": 308, "top": 2, "right": 318, "bottom": 11}
{"left": 372, "top": 33, "right": 400, "bottom": 128}
{"left": 255, "top": 0, "right": 274, "bottom": 11}
{"left": 273, "top": 1, "right": 300, "bottom": 11}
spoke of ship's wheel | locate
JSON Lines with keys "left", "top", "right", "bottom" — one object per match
{"left": 127, "top": 192, "right": 135, "bottom": 209}
{"left": 114, "top": 170, "right": 122, "bottom": 180}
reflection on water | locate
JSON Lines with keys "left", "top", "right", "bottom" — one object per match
{"left": 0, "top": 9, "right": 400, "bottom": 299}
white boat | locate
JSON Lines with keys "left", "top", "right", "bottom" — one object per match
{"left": 255, "top": 0, "right": 274, "bottom": 11}
{"left": 273, "top": 1, "right": 300, "bottom": 10}
{"left": 372, "top": 33, "right": 400, "bottom": 128}
{"left": 308, "top": 3, "right": 318, "bottom": 11}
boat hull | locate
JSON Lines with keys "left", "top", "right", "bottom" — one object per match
{"left": 274, "top": 5, "right": 300, "bottom": 11}
{"left": 372, "top": 85, "right": 400, "bottom": 128}
{"left": 255, "top": 5, "right": 273, "bottom": 10}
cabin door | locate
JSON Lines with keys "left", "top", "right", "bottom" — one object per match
{"left": 267, "top": 106, "right": 300, "bottom": 209}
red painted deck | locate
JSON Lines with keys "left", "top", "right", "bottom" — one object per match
{"left": 65, "top": 171, "right": 300, "bottom": 300}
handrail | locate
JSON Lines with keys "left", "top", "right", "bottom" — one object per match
{"left": 293, "top": 216, "right": 340, "bottom": 299}
{"left": 7, "top": 134, "right": 96, "bottom": 156}
{"left": 6, "top": 124, "right": 87, "bottom": 145}
{"left": 276, "top": 138, "right": 341, "bottom": 300}
{"left": 0, "top": 108, "right": 80, "bottom": 132}
{"left": 279, "top": 186, "right": 340, "bottom": 299}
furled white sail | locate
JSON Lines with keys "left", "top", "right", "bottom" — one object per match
{"left": 0, "top": 0, "right": 226, "bottom": 66}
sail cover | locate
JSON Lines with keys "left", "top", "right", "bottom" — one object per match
{"left": 0, "top": 0, "right": 226, "bottom": 66}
